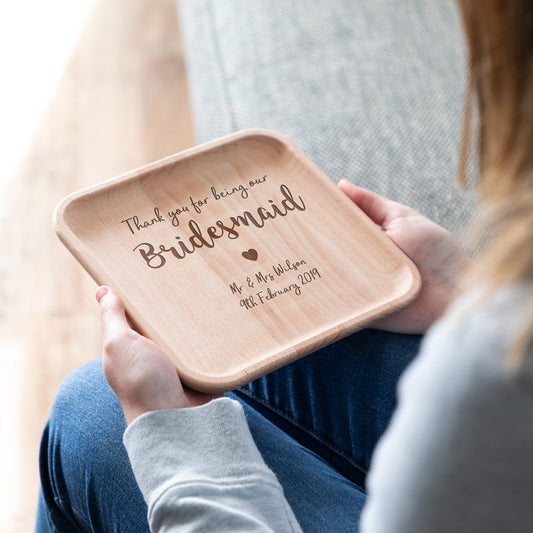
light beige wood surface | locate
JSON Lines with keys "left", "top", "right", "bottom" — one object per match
{"left": 0, "top": 1, "right": 194, "bottom": 531}
{"left": 56, "top": 130, "right": 421, "bottom": 392}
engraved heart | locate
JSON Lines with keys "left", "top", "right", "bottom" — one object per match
{"left": 242, "top": 248, "right": 258, "bottom": 261}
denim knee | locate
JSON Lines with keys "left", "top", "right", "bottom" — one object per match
{"left": 37, "top": 358, "right": 148, "bottom": 532}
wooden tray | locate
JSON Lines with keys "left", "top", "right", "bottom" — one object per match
{"left": 54, "top": 130, "right": 420, "bottom": 392}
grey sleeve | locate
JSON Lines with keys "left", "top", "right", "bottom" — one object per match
{"left": 361, "top": 286, "right": 533, "bottom": 532}
{"left": 123, "top": 397, "right": 302, "bottom": 532}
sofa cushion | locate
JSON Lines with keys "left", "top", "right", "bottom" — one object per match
{"left": 178, "top": 0, "right": 478, "bottom": 248}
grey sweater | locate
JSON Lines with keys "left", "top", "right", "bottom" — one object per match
{"left": 124, "top": 283, "right": 533, "bottom": 532}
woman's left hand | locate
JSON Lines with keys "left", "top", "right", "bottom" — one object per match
{"left": 338, "top": 180, "right": 473, "bottom": 334}
{"left": 97, "top": 286, "right": 214, "bottom": 425}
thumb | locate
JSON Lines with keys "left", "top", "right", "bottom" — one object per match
{"left": 96, "top": 286, "right": 132, "bottom": 349}
{"left": 338, "top": 179, "right": 392, "bottom": 227}
{"left": 338, "top": 179, "right": 417, "bottom": 233}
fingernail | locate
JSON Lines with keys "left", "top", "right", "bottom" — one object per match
{"left": 96, "top": 286, "right": 109, "bottom": 303}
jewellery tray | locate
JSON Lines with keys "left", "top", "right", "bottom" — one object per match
{"left": 54, "top": 130, "right": 421, "bottom": 392}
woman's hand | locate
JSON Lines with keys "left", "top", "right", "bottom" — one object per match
{"left": 339, "top": 180, "right": 472, "bottom": 334}
{"left": 97, "top": 286, "right": 214, "bottom": 425}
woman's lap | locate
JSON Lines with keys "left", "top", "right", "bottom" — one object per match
{"left": 36, "top": 329, "right": 421, "bottom": 532}
{"left": 36, "top": 358, "right": 149, "bottom": 532}
{"left": 237, "top": 329, "right": 421, "bottom": 487}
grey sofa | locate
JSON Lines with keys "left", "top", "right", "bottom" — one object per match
{"left": 177, "top": 0, "right": 478, "bottom": 251}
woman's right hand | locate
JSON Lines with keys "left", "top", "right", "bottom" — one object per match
{"left": 339, "top": 179, "right": 473, "bottom": 334}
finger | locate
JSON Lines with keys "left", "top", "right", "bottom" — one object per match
{"left": 96, "top": 286, "right": 132, "bottom": 345}
{"left": 338, "top": 179, "right": 393, "bottom": 227}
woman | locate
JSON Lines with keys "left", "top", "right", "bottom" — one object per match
{"left": 36, "top": 1, "right": 533, "bottom": 531}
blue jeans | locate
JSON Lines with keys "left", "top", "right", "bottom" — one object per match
{"left": 36, "top": 329, "right": 421, "bottom": 532}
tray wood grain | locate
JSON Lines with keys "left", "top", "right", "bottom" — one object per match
{"left": 54, "top": 130, "right": 421, "bottom": 392}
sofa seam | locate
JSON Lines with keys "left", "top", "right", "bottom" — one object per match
{"left": 205, "top": 0, "right": 238, "bottom": 132}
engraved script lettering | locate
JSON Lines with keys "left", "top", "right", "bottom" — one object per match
{"left": 133, "top": 184, "right": 305, "bottom": 268}
{"left": 121, "top": 207, "right": 165, "bottom": 235}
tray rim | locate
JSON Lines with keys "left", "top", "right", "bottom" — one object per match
{"left": 54, "top": 129, "right": 422, "bottom": 392}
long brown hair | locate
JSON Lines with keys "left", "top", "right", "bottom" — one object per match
{"left": 457, "top": 0, "right": 533, "bottom": 364}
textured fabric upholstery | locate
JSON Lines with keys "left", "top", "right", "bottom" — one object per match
{"left": 177, "top": 0, "right": 478, "bottom": 248}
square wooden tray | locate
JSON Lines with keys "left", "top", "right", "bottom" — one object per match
{"left": 54, "top": 130, "right": 420, "bottom": 392}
